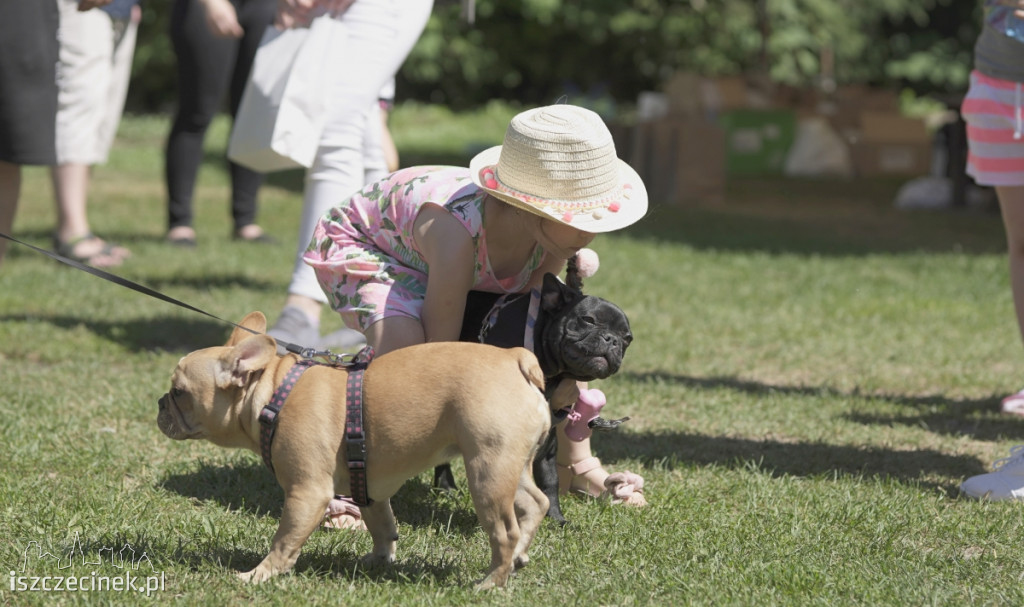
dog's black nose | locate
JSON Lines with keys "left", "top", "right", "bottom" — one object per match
{"left": 158, "top": 395, "right": 167, "bottom": 411}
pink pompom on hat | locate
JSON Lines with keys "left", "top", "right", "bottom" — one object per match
{"left": 469, "top": 105, "right": 648, "bottom": 234}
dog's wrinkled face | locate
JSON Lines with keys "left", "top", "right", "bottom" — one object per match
{"left": 156, "top": 327, "right": 279, "bottom": 446}
{"left": 538, "top": 273, "right": 632, "bottom": 381}
{"left": 157, "top": 349, "right": 225, "bottom": 441}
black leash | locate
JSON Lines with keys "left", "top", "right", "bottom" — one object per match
{"left": 0, "top": 231, "right": 352, "bottom": 364}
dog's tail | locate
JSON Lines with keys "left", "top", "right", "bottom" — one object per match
{"left": 512, "top": 347, "right": 546, "bottom": 393}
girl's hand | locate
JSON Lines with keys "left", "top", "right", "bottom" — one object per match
{"left": 996, "top": 0, "right": 1024, "bottom": 18}
{"left": 200, "top": 0, "right": 244, "bottom": 38}
{"left": 276, "top": 0, "right": 356, "bottom": 28}
{"left": 551, "top": 379, "right": 582, "bottom": 410}
{"left": 76, "top": 0, "right": 113, "bottom": 11}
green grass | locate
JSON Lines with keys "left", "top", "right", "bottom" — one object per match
{"left": 3, "top": 104, "right": 1024, "bottom": 605}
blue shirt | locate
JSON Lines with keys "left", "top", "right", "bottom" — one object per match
{"left": 101, "top": 0, "right": 141, "bottom": 20}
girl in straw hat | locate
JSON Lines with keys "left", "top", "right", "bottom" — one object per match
{"left": 304, "top": 104, "right": 649, "bottom": 529}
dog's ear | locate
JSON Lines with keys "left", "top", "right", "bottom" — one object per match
{"left": 225, "top": 311, "right": 268, "bottom": 346}
{"left": 540, "top": 272, "right": 580, "bottom": 312}
{"left": 217, "top": 334, "right": 277, "bottom": 389}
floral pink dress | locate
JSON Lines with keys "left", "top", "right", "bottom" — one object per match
{"left": 304, "top": 165, "right": 547, "bottom": 331}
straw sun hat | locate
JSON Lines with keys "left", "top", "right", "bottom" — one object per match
{"left": 469, "top": 104, "right": 648, "bottom": 233}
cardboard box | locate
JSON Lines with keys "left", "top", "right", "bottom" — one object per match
{"left": 850, "top": 111, "right": 932, "bottom": 176}
{"left": 663, "top": 72, "right": 705, "bottom": 118}
{"left": 850, "top": 141, "right": 931, "bottom": 177}
{"left": 859, "top": 112, "right": 930, "bottom": 144}
{"left": 624, "top": 119, "right": 726, "bottom": 205}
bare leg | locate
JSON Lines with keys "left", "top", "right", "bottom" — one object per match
{"left": 997, "top": 186, "right": 1024, "bottom": 416}
{"left": 50, "top": 163, "right": 129, "bottom": 265}
{"left": 998, "top": 186, "right": 1024, "bottom": 348}
{"left": 0, "top": 161, "right": 20, "bottom": 267}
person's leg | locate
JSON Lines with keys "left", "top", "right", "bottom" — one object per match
{"left": 0, "top": 161, "right": 21, "bottom": 267}
{"left": 0, "top": 1, "right": 58, "bottom": 267}
{"left": 997, "top": 185, "right": 1024, "bottom": 415}
{"left": 273, "top": 0, "right": 433, "bottom": 336}
{"left": 554, "top": 380, "right": 647, "bottom": 507}
{"left": 94, "top": 9, "right": 138, "bottom": 168}
{"left": 51, "top": 2, "right": 128, "bottom": 265}
{"left": 165, "top": 0, "right": 235, "bottom": 241}
{"left": 225, "top": 0, "right": 274, "bottom": 238}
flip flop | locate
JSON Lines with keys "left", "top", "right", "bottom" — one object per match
{"left": 54, "top": 233, "right": 129, "bottom": 268}
{"left": 323, "top": 495, "right": 367, "bottom": 531}
{"left": 557, "top": 456, "right": 647, "bottom": 506}
{"left": 1002, "top": 390, "right": 1024, "bottom": 416}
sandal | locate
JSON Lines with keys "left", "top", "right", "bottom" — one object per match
{"left": 323, "top": 495, "right": 367, "bottom": 531}
{"left": 233, "top": 225, "right": 277, "bottom": 245}
{"left": 557, "top": 456, "right": 647, "bottom": 507}
{"left": 54, "top": 233, "right": 129, "bottom": 268}
{"left": 1002, "top": 390, "right": 1024, "bottom": 416}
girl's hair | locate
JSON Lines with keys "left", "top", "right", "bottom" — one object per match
{"left": 566, "top": 255, "right": 584, "bottom": 291}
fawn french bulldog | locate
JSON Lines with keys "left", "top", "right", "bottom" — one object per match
{"left": 157, "top": 311, "right": 551, "bottom": 589}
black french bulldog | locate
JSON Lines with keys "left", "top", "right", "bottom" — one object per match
{"left": 435, "top": 271, "right": 633, "bottom": 525}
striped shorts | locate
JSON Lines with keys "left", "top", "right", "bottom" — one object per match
{"left": 962, "top": 70, "right": 1024, "bottom": 187}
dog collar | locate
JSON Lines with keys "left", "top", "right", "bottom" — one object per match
{"left": 258, "top": 359, "right": 318, "bottom": 473}
{"left": 524, "top": 288, "right": 541, "bottom": 353}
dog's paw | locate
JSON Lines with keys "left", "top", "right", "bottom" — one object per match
{"left": 359, "top": 552, "right": 395, "bottom": 568}
{"left": 475, "top": 567, "right": 513, "bottom": 591}
{"left": 237, "top": 567, "right": 272, "bottom": 584}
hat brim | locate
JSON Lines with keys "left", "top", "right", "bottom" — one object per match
{"left": 468, "top": 145, "right": 648, "bottom": 234}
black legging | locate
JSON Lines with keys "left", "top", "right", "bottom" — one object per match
{"left": 165, "top": 0, "right": 275, "bottom": 232}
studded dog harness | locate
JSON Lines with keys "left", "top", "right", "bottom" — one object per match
{"left": 258, "top": 346, "right": 376, "bottom": 506}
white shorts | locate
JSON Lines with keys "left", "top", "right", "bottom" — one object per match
{"left": 54, "top": 0, "right": 138, "bottom": 165}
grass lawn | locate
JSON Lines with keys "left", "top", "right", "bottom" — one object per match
{"left": 3, "top": 104, "right": 1024, "bottom": 605}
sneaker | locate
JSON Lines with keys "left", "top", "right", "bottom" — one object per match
{"left": 316, "top": 327, "right": 366, "bottom": 352}
{"left": 1001, "top": 390, "right": 1024, "bottom": 416}
{"left": 960, "top": 445, "right": 1024, "bottom": 501}
{"left": 267, "top": 306, "right": 320, "bottom": 355}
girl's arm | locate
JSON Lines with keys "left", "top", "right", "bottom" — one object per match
{"left": 414, "top": 205, "right": 476, "bottom": 343}
{"left": 526, "top": 251, "right": 569, "bottom": 290}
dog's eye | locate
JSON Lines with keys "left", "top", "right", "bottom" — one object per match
{"left": 580, "top": 316, "right": 596, "bottom": 325}
{"left": 171, "top": 387, "right": 185, "bottom": 398}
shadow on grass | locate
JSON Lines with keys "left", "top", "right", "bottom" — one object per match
{"left": 618, "top": 177, "right": 1004, "bottom": 257}
{"left": 0, "top": 313, "right": 233, "bottom": 353}
{"left": 627, "top": 369, "right": 1012, "bottom": 440}
{"left": 169, "top": 542, "right": 458, "bottom": 585}
{"left": 602, "top": 369, "right": 1004, "bottom": 494}
{"left": 594, "top": 430, "right": 985, "bottom": 497}
{"left": 159, "top": 460, "right": 481, "bottom": 536}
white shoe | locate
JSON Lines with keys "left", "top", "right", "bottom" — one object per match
{"left": 1001, "top": 389, "right": 1024, "bottom": 416}
{"left": 960, "top": 445, "right": 1024, "bottom": 501}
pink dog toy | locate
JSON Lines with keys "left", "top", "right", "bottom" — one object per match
{"left": 564, "top": 388, "right": 606, "bottom": 442}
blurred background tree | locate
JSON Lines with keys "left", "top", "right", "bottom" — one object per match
{"left": 126, "top": 0, "right": 981, "bottom": 113}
